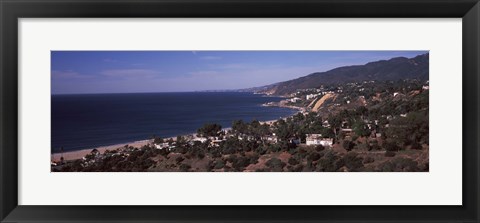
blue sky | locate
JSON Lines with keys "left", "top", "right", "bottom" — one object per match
{"left": 51, "top": 51, "right": 427, "bottom": 94}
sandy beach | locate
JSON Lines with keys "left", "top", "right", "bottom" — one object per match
{"left": 51, "top": 132, "right": 200, "bottom": 162}
{"left": 51, "top": 139, "right": 153, "bottom": 161}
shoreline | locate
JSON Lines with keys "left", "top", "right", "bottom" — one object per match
{"left": 52, "top": 97, "right": 301, "bottom": 162}
{"left": 262, "top": 101, "right": 306, "bottom": 113}
{"left": 51, "top": 117, "right": 290, "bottom": 162}
{"left": 51, "top": 139, "right": 153, "bottom": 162}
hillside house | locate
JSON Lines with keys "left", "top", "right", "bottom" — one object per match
{"left": 306, "top": 134, "right": 333, "bottom": 147}
{"left": 264, "top": 135, "right": 278, "bottom": 143}
{"left": 322, "top": 120, "right": 330, "bottom": 128}
{"left": 210, "top": 139, "right": 223, "bottom": 147}
{"left": 306, "top": 94, "right": 319, "bottom": 100}
{"left": 340, "top": 128, "right": 353, "bottom": 139}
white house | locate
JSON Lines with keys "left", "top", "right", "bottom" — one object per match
{"left": 264, "top": 135, "right": 278, "bottom": 143}
{"left": 306, "top": 134, "right": 322, "bottom": 145}
{"left": 289, "top": 97, "right": 302, "bottom": 103}
{"left": 193, "top": 137, "right": 208, "bottom": 143}
{"left": 322, "top": 120, "right": 330, "bottom": 128}
{"left": 210, "top": 139, "right": 223, "bottom": 147}
{"left": 319, "top": 138, "right": 334, "bottom": 147}
{"left": 306, "top": 94, "right": 319, "bottom": 100}
{"left": 306, "top": 134, "right": 333, "bottom": 147}
{"left": 307, "top": 134, "right": 333, "bottom": 146}
{"left": 155, "top": 142, "right": 169, "bottom": 150}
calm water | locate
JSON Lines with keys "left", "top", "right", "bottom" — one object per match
{"left": 51, "top": 92, "right": 296, "bottom": 152}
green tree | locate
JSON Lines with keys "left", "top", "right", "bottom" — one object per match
{"left": 197, "top": 123, "right": 222, "bottom": 137}
{"left": 352, "top": 121, "right": 371, "bottom": 137}
{"left": 153, "top": 136, "right": 164, "bottom": 144}
{"left": 343, "top": 140, "right": 355, "bottom": 151}
{"left": 232, "top": 120, "right": 247, "bottom": 134}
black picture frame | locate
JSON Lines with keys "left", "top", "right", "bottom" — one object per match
{"left": 1, "top": 0, "right": 479, "bottom": 222}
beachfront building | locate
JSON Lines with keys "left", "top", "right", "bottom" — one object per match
{"left": 193, "top": 137, "right": 208, "bottom": 143}
{"left": 154, "top": 142, "right": 169, "bottom": 150}
{"left": 288, "top": 97, "right": 302, "bottom": 103}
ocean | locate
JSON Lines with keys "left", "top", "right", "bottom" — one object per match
{"left": 51, "top": 92, "right": 297, "bottom": 153}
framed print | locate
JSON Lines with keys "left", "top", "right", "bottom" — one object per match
{"left": 1, "top": 0, "right": 479, "bottom": 222}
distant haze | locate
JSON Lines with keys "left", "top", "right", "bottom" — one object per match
{"left": 51, "top": 51, "right": 428, "bottom": 95}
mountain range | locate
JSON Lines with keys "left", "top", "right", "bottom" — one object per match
{"left": 247, "top": 53, "right": 429, "bottom": 96}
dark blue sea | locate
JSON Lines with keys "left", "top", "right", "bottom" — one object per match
{"left": 51, "top": 92, "right": 296, "bottom": 153}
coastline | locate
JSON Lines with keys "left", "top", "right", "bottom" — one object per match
{"left": 52, "top": 95, "right": 301, "bottom": 162}
{"left": 51, "top": 117, "right": 289, "bottom": 162}
{"left": 51, "top": 139, "right": 153, "bottom": 161}
{"left": 262, "top": 101, "right": 306, "bottom": 113}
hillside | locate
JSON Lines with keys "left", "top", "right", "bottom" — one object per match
{"left": 254, "top": 53, "right": 429, "bottom": 96}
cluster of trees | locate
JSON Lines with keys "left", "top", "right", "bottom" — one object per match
{"left": 55, "top": 146, "right": 159, "bottom": 172}
{"left": 197, "top": 123, "right": 222, "bottom": 137}
{"left": 232, "top": 120, "right": 270, "bottom": 139}
{"left": 320, "top": 80, "right": 429, "bottom": 153}
{"left": 272, "top": 113, "right": 334, "bottom": 142}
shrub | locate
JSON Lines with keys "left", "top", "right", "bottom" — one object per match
{"left": 214, "top": 160, "right": 225, "bottom": 169}
{"left": 265, "top": 158, "right": 286, "bottom": 171}
{"left": 206, "top": 160, "right": 214, "bottom": 171}
{"left": 198, "top": 153, "right": 205, "bottom": 159}
{"left": 179, "top": 164, "right": 191, "bottom": 171}
{"left": 385, "top": 151, "right": 396, "bottom": 157}
{"left": 315, "top": 145, "right": 325, "bottom": 152}
{"left": 352, "top": 135, "right": 359, "bottom": 141}
{"left": 358, "top": 142, "right": 370, "bottom": 151}
{"left": 226, "top": 154, "right": 237, "bottom": 163}
{"left": 343, "top": 140, "right": 355, "bottom": 151}
{"left": 317, "top": 151, "right": 341, "bottom": 172}
{"left": 307, "top": 153, "right": 321, "bottom": 162}
{"left": 363, "top": 156, "right": 375, "bottom": 164}
{"left": 379, "top": 157, "right": 419, "bottom": 172}
{"left": 232, "top": 156, "right": 250, "bottom": 171}
{"left": 288, "top": 157, "right": 299, "bottom": 165}
{"left": 343, "top": 152, "right": 364, "bottom": 171}
{"left": 411, "top": 141, "right": 422, "bottom": 150}
{"left": 369, "top": 140, "right": 381, "bottom": 151}
{"left": 175, "top": 156, "right": 185, "bottom": 164}
{"left": 384, "top": 141, "right": 400, "bottom": 152}
{"left": 392, "top": 157, "right": 419, "bottom": 171}
{"left": 292, "top": 164, "right": 304, "bottom": 172}
{"left": 249, "top": 154, "right": 260, "bottom": 165}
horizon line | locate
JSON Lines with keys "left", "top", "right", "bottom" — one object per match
{"left": 51, "top": 90, "right": 251, "bottom": 96}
